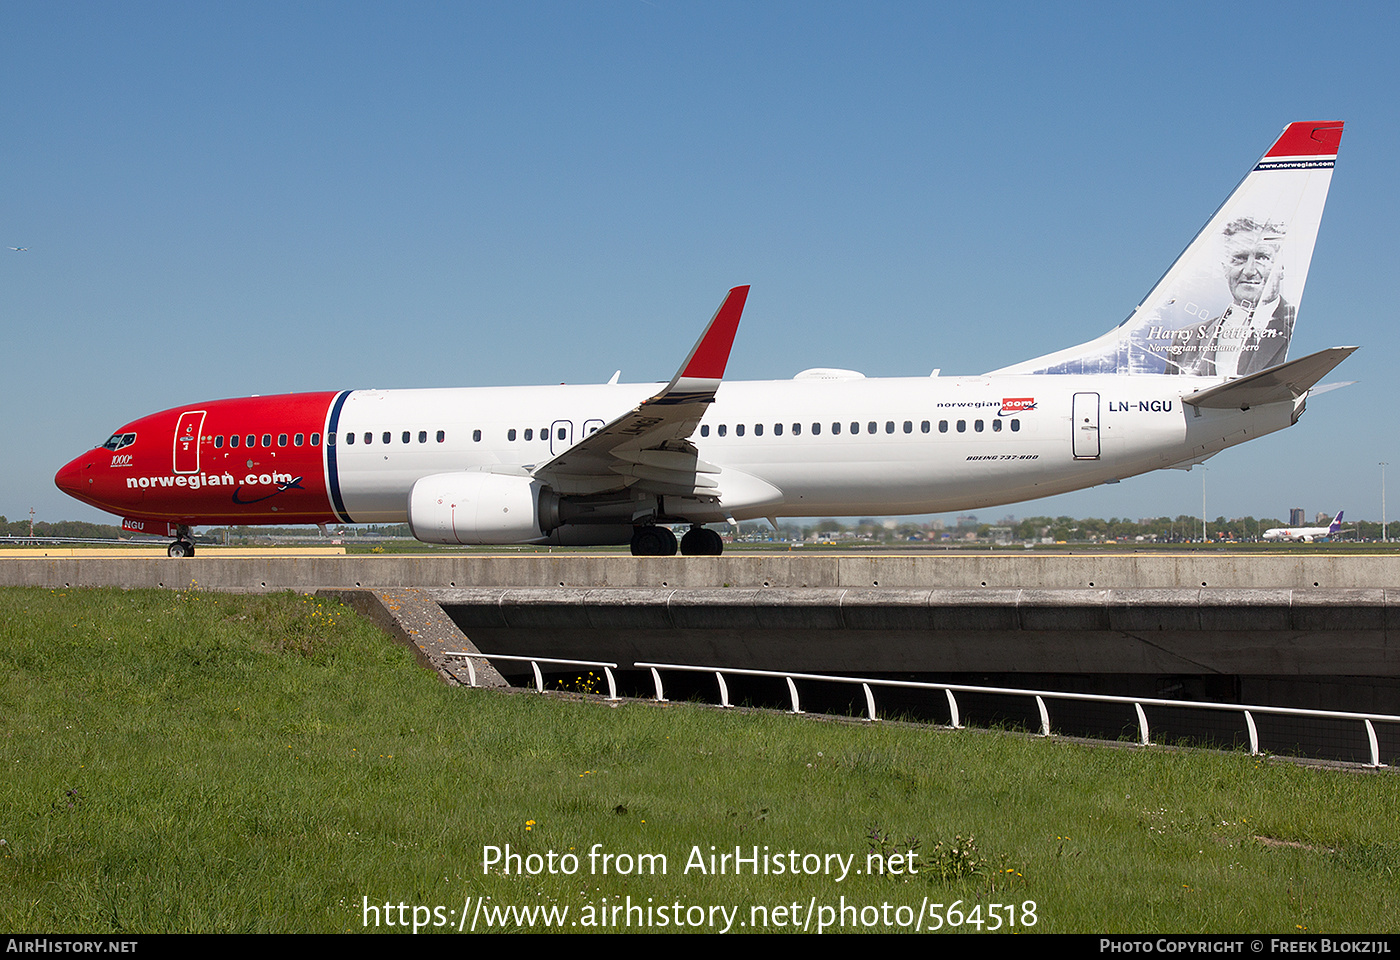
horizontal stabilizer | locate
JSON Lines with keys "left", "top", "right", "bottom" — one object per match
{"left": 1307, "top": 380, "right": 1355, "bottom": 397}
{"left": 1182, "top": 346, "right": 1356, "bottom": 409}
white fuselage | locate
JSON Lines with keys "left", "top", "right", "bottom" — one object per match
{"left": 1263, "top": 527, "right": 1330, "bottom": 542}
{"left": 327, "top": 373, "right": 1297, "bottom": 525}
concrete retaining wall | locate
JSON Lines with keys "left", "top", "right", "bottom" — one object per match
{"left": 433, "top": 586, "right": 1400, "bottom": 676}
{"left": 7, "top": 553, "right": 1395, "bottom": 678}
{"left": 3, "top": 552, "right": 1398, "bottom": 591}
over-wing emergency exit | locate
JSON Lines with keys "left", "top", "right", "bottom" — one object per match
{"left": 56, "top": 122, "right": 1353, "bottom": 557}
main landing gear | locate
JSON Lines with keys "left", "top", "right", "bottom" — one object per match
{"left": 628, "top": 524, "right": 724, "bottom": 557}
{"left": 629, "top": 525, "right": 676, "bottom": 556}
{"left": 681, "top": 525, "right": 724, "bottom": 556}
{"left": 167, "top": 525, "right": 196, "bottom": 558}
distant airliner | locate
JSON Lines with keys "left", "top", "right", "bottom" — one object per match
{"left": 1263, "top": 511, "right": 1345, "bottom": 543}
{"left": 56, "top": 122, "right": 1354, "bottom": 557}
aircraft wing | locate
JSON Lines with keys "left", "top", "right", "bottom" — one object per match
{"left": 1182, "top": 346, "right": 1357, "bottom": 410}
{"left": 532, "top": 286, "right": 749, "bottom": 498}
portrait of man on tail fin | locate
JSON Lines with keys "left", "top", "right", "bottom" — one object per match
{"left": 1162, "top": 217, "right": 1295, "bottom": 377}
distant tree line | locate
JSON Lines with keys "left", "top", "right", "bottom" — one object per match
{"left": 0, "top": 516, "right": 126, "bottom": 540}
{"left": 5, "top": 515, "right": 1392, "bottom": 544}
{"left": 749, "top": 514, "right": 1390, "bottom": 543}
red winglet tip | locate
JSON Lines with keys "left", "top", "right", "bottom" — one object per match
{"left": 680, "top": 286, "right": 749, "bottom": 381}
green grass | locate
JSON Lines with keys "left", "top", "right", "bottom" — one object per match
{"left": 1, "top": 586, "right": 1397, "bottom": 934}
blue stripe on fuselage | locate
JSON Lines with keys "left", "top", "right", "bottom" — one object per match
{"left": 325, "top": 390, "right": 354, "bottom": 523}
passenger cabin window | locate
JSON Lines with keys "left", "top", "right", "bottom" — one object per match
{"left": 278, "top": 434, "right": 288, "bottom": 447}
{"left": 246, "top": 435, "right": 255, "bottom": 448}
{"left": 718, "top": 424, "right": 727, "bottom": 437}
{"left": 364, "top": 432, "right": 373, "bottom": 445}
{"left": 867, "top": 422, "right": 877, "bottom": 435}
{"left": 753, "top": 424, "right": 762, "bottom": 436}
{"left": 811, "top": 422, "right": 820, "bottom": 435}
{"left": 736, "top": 424, "right": 745, "bottom": 437}
{"left": 262, "top": 434, "right": 272, "bottom": 447}
{"left": 700, "top": 425, "right": 710, "bottom": 437}
{"left": 229, "top": 435, "right": 240, "bottom": 448}
{"left": 327, "top": 432, "right": 336, "bottom": 446}
{"left": 792, "top": 423, "right": 801, "bottom": 435}
{"left": 508, "top": 429, "right": 517, "bottom": 441}
{"left": 1010, "top": 420, "right": 1020, "bottom": 432}
{"left": 974, "top": 420, "right": 984, "bottom": 432}
{"left": 832, "top": 422, "right": 841, "bottom": 435}
{"left": 774, "top": 423, "right": 784, "bottom": 436}
{"left": 214, "top": 436, "right": 224, "bottom": 448}
{"left": 921, "top": 421, "right": 930, "bottom": 433}
{"left": 939, "top": 420, "right": 948, "bottom": 433}
{"left": 886, "top": 421, "right": 895, "bottom": 434}
{"left": 402, "top": 431, "right": 410, "bottom": 444}
{"left": 524, "top": 428, "right": 533, "bottom": 441}
{"left": 557, "top": 428, "right": 566, "bottom": 440}
{"left": 419, "top": 431, "right": 427, "bottom": 443}
{"left": 957, "top": 420, "right": 966, "bottom": 433}
{"left": 472, "top": 430, "right": 481, "bottom": 442}
{"left": 311, "top": 433, "right": 321, "bottom": 446}
{"left": 437, "top": 430, "right": 445, "bottom": 442}
{"left": 294, "top": 433, "right": 304, "bottom": 446}
{"left": 992, "top": 419, "right": 1002, "bottom": 432}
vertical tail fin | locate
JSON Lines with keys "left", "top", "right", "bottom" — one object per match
{"left": 990, "top": 121, "right": 1344, "bottom": 377}
{"left": 1329, "top": 511, "right": 1344, "bottom": 535}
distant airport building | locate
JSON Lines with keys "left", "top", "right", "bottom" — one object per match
{"left": 1290, "top": 508, "right": 1305, "bottom": 526}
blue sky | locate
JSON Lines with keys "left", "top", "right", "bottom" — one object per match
{"left": 6, "top": 2, "right": 1399, "bottom": 528}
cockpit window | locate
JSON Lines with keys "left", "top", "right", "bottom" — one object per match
{"left": 101, "top": 432, "right": 137, "bottom": 451}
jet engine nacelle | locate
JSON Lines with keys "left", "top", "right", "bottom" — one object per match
{"left": 407, "top": 472, "right": 559, "bottom": 544}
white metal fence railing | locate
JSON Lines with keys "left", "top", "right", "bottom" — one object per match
{"left": 446, "top": 652, "right": 620, "bottom": 700}
{"left": 447, "top": 652, "right": 1399, "bottom": 769}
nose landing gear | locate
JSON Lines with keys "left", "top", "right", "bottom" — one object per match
{"left": 167, "top": 525, "right": 196, "bottom": 558}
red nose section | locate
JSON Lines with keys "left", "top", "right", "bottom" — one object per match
{"left": 55, "top": 452, "right": 106, "bottom": 512}
{"left": 55, "top": 454, "right": 87, "bottom": 497}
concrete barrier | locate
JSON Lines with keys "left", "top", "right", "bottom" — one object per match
{"left": 3, "top": 552, "right": 1400, "bottom": 591}
{"left": 6, "top": 553, "right": 1395, "bottom": 680}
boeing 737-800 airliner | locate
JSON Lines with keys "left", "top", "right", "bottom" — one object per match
{"left": 56, "top": 121, "right": 1354, "bottom": 557}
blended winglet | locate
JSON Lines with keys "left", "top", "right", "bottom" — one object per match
{"left": 668, "top": 285, "right": 750, "bottom": 393}
{"left": 531, "top": 285, "right": 750, "bottom": 496}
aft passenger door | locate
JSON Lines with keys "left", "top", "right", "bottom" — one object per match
{"left": 1072, "top": 392, "right": 1100, "bottom": 460}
